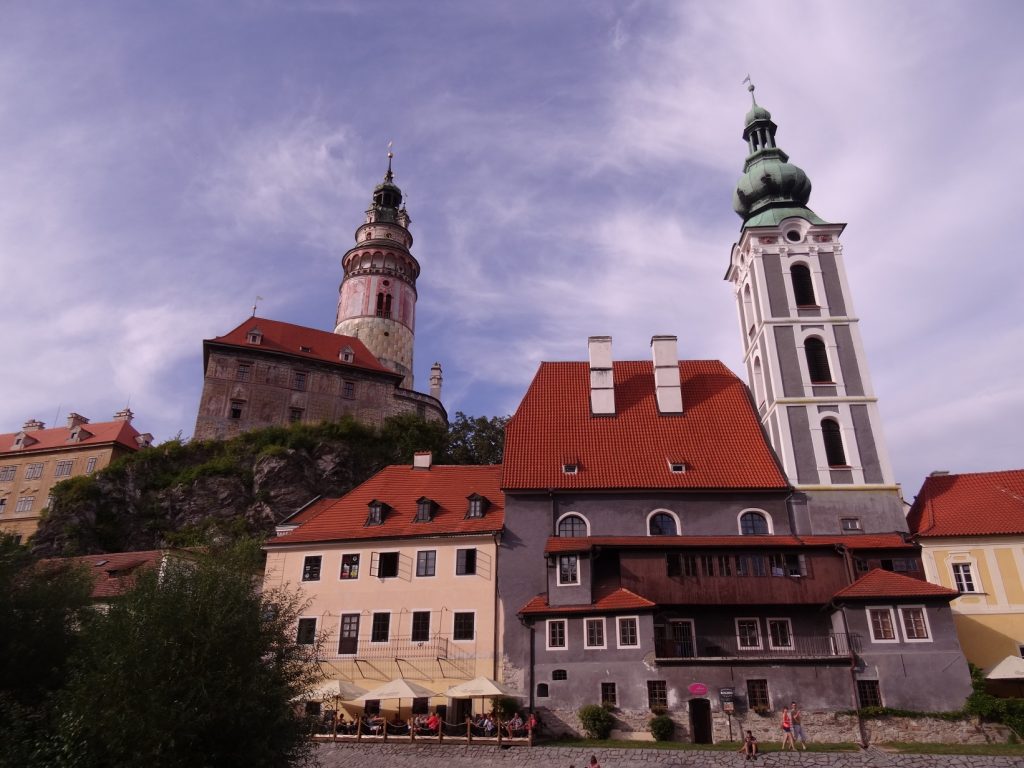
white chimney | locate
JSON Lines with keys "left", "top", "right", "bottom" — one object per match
{"left": 588, "top": 336, "right": 615, "bottom": 416}
{"left": 413, "top": 451, "right": 433, "bottom": 470}
{"left": 651, "top": 335, "right": 683, "bottom": 414}
{"left": 429, "top": 362, "right": 443, "bottom": 401}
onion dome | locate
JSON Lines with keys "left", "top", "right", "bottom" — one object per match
{"left": 372, "top": 151, "right": 403, "bottom": 210}
{"left": 732, "top": 83, "right": 827, "bottom": 229}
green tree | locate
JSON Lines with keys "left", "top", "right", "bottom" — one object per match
{"left": 443, "top": 412, "right": 509, "bottom": 465}
{"left": 56, "top": 541, "right": 320, "bottom": 768}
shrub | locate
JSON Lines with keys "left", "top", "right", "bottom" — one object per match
{"left": 491, "top": 695, "right": 520, "bottom": 721}
{"left": 578, "top": 704, "right": 614, "bottom": 739}
{"left": 649, "top": 713, "right": 674, "bottom": 741}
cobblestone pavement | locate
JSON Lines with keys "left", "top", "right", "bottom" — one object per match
{"left": 314, "top": 743, "right": 1024, "bottom": 768}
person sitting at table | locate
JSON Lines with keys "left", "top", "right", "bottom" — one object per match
{"left": 425, "top": 711, "right": 441, "bottom": 733}
{"left": 506, "top": 712, "right": 524, "bottom": 737}
{"left": 483, "top": 714, "right": 497, "bottom": 736}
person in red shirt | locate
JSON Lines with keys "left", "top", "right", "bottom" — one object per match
{"left": 426, "top": 711, "right": 440, "bottom": 733}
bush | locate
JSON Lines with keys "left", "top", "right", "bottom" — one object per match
{"left": 491, "top": 695, "right": 519, "bottom": 721}
{"left": 649, "top": 713, "right": 674, "bottom": 741}
{"left": 578, "top": 704, "right": 614, "bottom": 739}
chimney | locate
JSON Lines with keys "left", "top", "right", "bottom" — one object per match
{"left": 929, "top": 470, "right": 950, "bottom": 477}
{"left": 66, "top": 413, "right": 90, "bottom": 429}
{"left": 429, "top": 362, "right": 443, "bottom": 401}
{"left": 651, "top": 335, "right": 684, "bottom": 414}
{"left": 588, "top": 336, "right": 615, "bottom": 415}
{"left": 21, "top": 419, "right": 45, "bottom": 432}
{"left": 413, "top": 451, "right": 433, "bottom": 470}
{"left": 113, "top": 408, "right": 134, "bottom": 423}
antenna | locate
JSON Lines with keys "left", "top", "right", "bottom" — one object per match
{"left": 251, "top": 295, "right": 263, "bottom": 317}
{"left": 53, "top": 403, "right": 62, "bottom": 429}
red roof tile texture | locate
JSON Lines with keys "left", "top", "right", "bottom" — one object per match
{"left": 907, "top": 469, "right": 1024, "bottom": 538}
{"left": 832, "top": 568, "right": 958, "bottom": 601}
{"left": 1, "top": 419, "right": 148, "bottom": 455}
{"left": 41, "top": 550, "right": 166, "bottom": 599}
{"left": 543, "top": 533, "right": 913, "bottom": 554}
{"left": 266, "top": 464, "right": 504, "bottom": 546}
{"left": 207, "top": 316, "right": 395, "bottom": 376}
{"left": 501, "top": 360, "right": 788, "bottom": 491}
{"left": 519, "top": 587, "right": 656, "bottom": 616}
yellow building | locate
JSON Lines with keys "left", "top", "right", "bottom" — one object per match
{"left": 263, "top": 454, "right": 503, "bottom": 721}
{"left": 0, "top": 410, "right": 153, "bottom": 542}
{"left": 908, "top": 469, "right": 1024, "bottom": 695}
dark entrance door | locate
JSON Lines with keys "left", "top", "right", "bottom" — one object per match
{"left": 688, "top": 698, "right": 712, "bottom": 743}
{"left": 339, "top": 613, "right": 360, "bottom": 655}
{"left": 451, "top": 698, "right": 472, "bottom": 725}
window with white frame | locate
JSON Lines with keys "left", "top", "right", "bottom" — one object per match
{"left": 411, "top": 611, "right": 430, "bottom": 642}
{"left": 456, "top": 548, "right": 477, "bottom": 575}
{"left": 375, "top": 552, "right": 399, "bottom": 579}
{"left": 547, "top": 619, "right": 567, "bottom": 650}
{"left": 584, "top": 618, "right": 606, "bottom": 649}
{"left": 767, "top": 618, "right": 793, "bottom": 649}
{"left": 952, "top": 563, "right": 977, "bottom": 593}
{"left": 301, "top": 555, "right": 322, "bottom": 581}
{"left": 15, "top": 496, "right": 34, "bottom": 513}
{"left": 601, "top": 682, "right": 617, "bottom": 707}
{"left": 453, "top": 612, "right": 475, "bottom": 641}
{"left": 340, "top": 554, "right": 360, "bottom": 579}
{"left": 617, "top": 616, "right": 639, "bottom": 648}
{"left": 85, "top": 457, "right": 97, "bottom": 475}
{"left": 416, "top": 550, "right": 436, "bottom": 577}
{"left": 557, "top": 513, "right": 588, "bottom": 537}
{"left": 295, "top": 618, "right": 317, "bottom": 645}
{"left": 24, "top": 463, "right": 43, "bottom": 480}
{"left": 0, "top": 466, "right": 16, "bottom": 482}
{"left": 739, "top": 511, "right": 770, "bottom": 535}
{"left": 736, "top": 618, "right": 762, "bottom": 650}
{"left": 899, "top": 606, "right": 931, "bottom": 642}
{"left": 867, "top": 607, "right": 898, "bottom": 642}
{"left": 54, "top": 460, "right": 73, "bottom": 478}
{"left": 370, "top": 612, "right": 390, "bottom": 643}
{"left": 648, "top": 511, "right": 679, "bottom": 536}
{"left": 557, "top": 554, "right": 579, "bottom": 585}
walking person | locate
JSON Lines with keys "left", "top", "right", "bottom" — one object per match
{"left": 780, "top": 706, "right": 796, "bottom": 751}
{"left": 790, "top": 701, "right": 808, "bottom": 750}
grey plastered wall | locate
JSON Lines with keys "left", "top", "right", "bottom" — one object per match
{"left": 850, "top": 405, "right": 883, "bottom": 484}
{"left": 804, "top": 489, "right": 907, "bottom": 535}
{"left": 833, "top": 325, "right": 864, "bottom": 396}
{"left": 762, "top": 252, "right": 790, "bottom": 317}
{"left": 773, "top": 326, "right": 804, "bottom": 396}
{"left": 817, "top": 251, "right": 847, "bottom": 316}
{"left": 786, "top": 406, "right": 820, "bottom": 485}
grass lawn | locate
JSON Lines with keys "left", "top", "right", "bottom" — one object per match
{"left": 542, "top": 739, "right": 858, "bottom": 753}
{"left": 878, "top": 742, "right": 1024, "bottom": 756}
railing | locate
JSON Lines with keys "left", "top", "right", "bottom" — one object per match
{"left": 312, "top": 716, "right": 534, "bottom": 746}
{"left": 654, "top": 632, "right": 860, "bottom": 661}
{"left": 320, "top": 636, "right": 454, "bottom": 661}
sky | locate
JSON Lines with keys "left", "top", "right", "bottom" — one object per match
{"left": 1, "top": 1, "right": 1021, "bottom": 500}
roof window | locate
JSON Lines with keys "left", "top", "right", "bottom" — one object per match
{"left": 414, "top": 497, "right": 436, "bottom": 523}
{"left": 562, "top": 463, "right": 579, "bottom": 475}
{"left": 668, "top": 460, "right": 687, "bottom": 474}
{"left": 466, "top": 493, "right": 489, "bottom": 519}
{"left": 246, "top": 328, "right": 263, "bottom": 345}
{"left": 340, "top": 346, "right": 354, "bottom": 363}
{"left": 366, "top": 500, "right": 389, "bottom": 527}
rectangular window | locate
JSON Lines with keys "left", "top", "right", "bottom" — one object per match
{"left": 370, "top": 612, "right": 390, "bottom": 643}
{"left": 899, "top": 606, "right": 931, "bottom": 641}
{"left": 647, "top": 680, "right": 668, "bottom": 709}
{"left": 584, "top": 618, "right": 606, "bottom": 649}
{"left": 881, "top": 558, "right": 920, "bottom": 573}
{"left": 54, "top": 460, "right": 73, "bottom": 478}
{"left": 547, "top": 619, "right": 567, "bottom": 650}
{"left": 601, "top": 682, "right": 617, "bottom": 707}
{"left": 770, "top": 553, "right": 807, "bottom": 577}
{"left": 236, "top": 363, "right": 251, "bottom": 382}
{"left": 736, "top": 618, "right": 762, "bottom": 649}
{"left": 293, "top": 371, "right": 307, "bottom": 391}
{"left": 854, "top": 557, "right": 869, "bottom": 575}
{"left": 230, "top": 401, "right": 244, "bottom": 419}
{"left": 338, "top": 614, "right": 359, "bottom": 654}
{"left": 15, "top": 496, "right": 34, "bottom": 513}
{"left": 667, "top": 553, "right": 698, "bottom": 577}
{"left": 856, "top": 680, "right": 882, "bottom": 708}
{"left": 411, "top": 611, "right": 431, "bottom": 642}
{"left": 296, "top": 618, "right": 317, "bottom": 645}
{"left": 342, "top": 381, "right": 355, "bottom": 399}
{"left": 737, "top": 554, "right": 768, "bottom": 577}
{"left": 868, "top": 607, "right": 897, "bottom": 642}
{"left": 717, "top": 555, "right": 732, "bottom": 576}
{"left": 0, "top": 499, "right": 6, "bottom": 513}
{"left": 746, "top": 679, "right": 770, "bottom": 710}
{"left": 288, "top": 408, "right": 303, "bottom": 423}
{"left": 416, "top": 550, "right": 436, "bottom": 577}
{"left": 841, "top": 517, "right": 863, "bottom": 532}
{"left": 0, "top": 466, "right": 16, "bottom": 482}
{"left": 453, "top": 612, "right": 475, "bottom": 641}
{"left": 411, "top": 698, "right": 429, "bottom": 715}
{"left": 557, "top": 554, "right": 579, "bottom": 585}
{"left": 617, "top": 616, "right": 639, "bottom": 648}
{"left": 700, "top": 555, "right": 715, "bottom": 577}
{"left": 376, "top": 552, "right": 399, "bottom": 579}
{"left": 340, "top": 554, "right": 359, "bottom": 580}
{"left": 85, "top": 457, "right": 97, "bottom": 475}
{"left": 767, "top": 618, "right": 793, "bottom": 649}
{"left": 301, "top": 555, "right": 322, "bottom": 581}
{"left": 952, "top": 563, "right": 977, "bottom": 593}
{"left": 456, "top": 548, "right": 477, "bottom": 575}
{"left": 25, "top": 463, "right": 43, "bottom": 479}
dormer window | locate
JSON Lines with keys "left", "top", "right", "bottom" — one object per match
{"left": 299, "top": 345, "right": 312, "bottom": 353}
{"left": 562, "top": 463, "right": 579, "bottom": 475}
{"left": 246, "top": 329, "right": 262, "bottom": 345}
{"left": 340, "top": 347, "right": 354, "bottom": 364}
{"left": 68, "top": 426, "right": 92, "bottom": 443}
{"left": 366, "top": 500, "right": 388, "bottom": 526}
{"left": 466, "top": 493, "right": 489, "bottom": 519}
{"left": 415, "top": 497, "right": 436, "bottom": 523}
{"left": 668, "top": 460, "right": 686, "bottom": 474}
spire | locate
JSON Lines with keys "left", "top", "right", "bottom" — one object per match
{"left": 370, "top": 143, "right": 404, "bottom": 220}
{"left": 732, "top": 83, "right": 826, "bottom": 229}
{"left": 384, "top": 142, "right": 394, "bottom": 183}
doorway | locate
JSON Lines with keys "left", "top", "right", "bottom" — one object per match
{"left": 451, "top": 698, "right": 472, "bottom": 724}
{"left": 688, "top": 698, "right": 712, "bottom": 744}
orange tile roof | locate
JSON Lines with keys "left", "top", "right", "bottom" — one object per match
{"left": 40, "top": 549, "right": 166, "bottom": 599}
{"left": 206, "top": 316, "right": 395, "bottom": 377}
{"left": 278, "top": 496, "right": 334, "bottom": 528}
{"left": 265, "top": 464, "right": 504, "bottom": 546}
{"left": 543, "top": 533, "right": 912, "bottom": 555}
{"left": 501, "top": 360, "right": 788, "bottom": 491}
{"left": 519, "top": 587, "right": 656, "bottom": 616}
{"left": 0, "top": 419, "right": 148, "bottom": 456}
{"left": 832, "top": 568, "right": 958, "bottom": 601}
{"left": 907, "top": 469, "right": 1024, "bottom": 537}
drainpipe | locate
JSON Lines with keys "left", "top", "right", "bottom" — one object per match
{"left": 837, "top": 605, "right": 867, "bottom": 747}
{"left": 528, "top": 623, "right": 536, "bottom": 712}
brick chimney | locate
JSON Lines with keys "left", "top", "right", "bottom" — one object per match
{"left": 413, "top": 451, "right": 433, "bottom": 470}
{"left": 429, "top": 362, "right": 443, "bottom": 401}
{"left": 588, "top": 336, "right": 615, "bottom": 416}
{"left": 21, "top": 419, "right": 45, "bottom": 432}
{"left": 113, "top": 408, "right": 134, "bottom": 423}
{"left": 66, "top": 413, "right": 90, "bottom": 429}
{"left": 651, "top": 335, "right": 683, "bottom": 414}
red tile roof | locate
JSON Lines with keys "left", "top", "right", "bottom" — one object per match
{"left": 907, "top": 469, "right": 1024, "bottom": 538}
{"left": 543, "top": 533, "right": 912, "bottom": 555}
{"left": 279, "top": 497, "right": 335, "bottom": 528}
{"left": 519, "top": 587, "right": 656, "bottom": 616}
{"left": 265, "top": 465, "right": 504, "bottom": 546}
{"left": 501, "top": 360, "right": 788, "bottom": 491}
{"left": 0, "top": 419, "right": 149, "bottom": 456}
{"left": 40, "top": 549, "right": 166, "bottom": 599}
{"left": 206, "top": 316, "right": 395, "bottom": 377}
{"left": 832, "top": 568, "right": 958, "bottom": 601}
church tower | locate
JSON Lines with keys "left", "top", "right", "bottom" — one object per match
{"left": 335, "top": 152, "right": 419, "bottom": 390}
{"left": 724, "top": 84, "right": 904, "bottom": 533}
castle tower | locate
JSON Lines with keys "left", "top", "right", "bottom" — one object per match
{"left": 724, "top": 84, "right": 903, "bottom": 533}
{"left": 334, "top": 152, "right": 419, "bottom": 389}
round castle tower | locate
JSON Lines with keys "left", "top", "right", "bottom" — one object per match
{"left": 334, "top": 153, "right": 419, "bottom": 390}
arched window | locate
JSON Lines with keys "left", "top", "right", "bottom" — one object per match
{"left": 822, "top": 418, "right": 847, "bottom": 466}
{"left": 536, "top": 683, "right": 549, "bottom": 697}
{"left": 648, "top": 512, "right": 678, "bottom": 536}
{"left": 740, "top": 511, "right": 770, "bottom": 535}
{"left": 376, "top": 292, "right": 386, "bottom": 317}
{"left": 804, "top": 338, "right": 832, "bottom": 383}
{"left": 752, "top": 357, "right": 766, "bottom": 406}
{"left": 384, "top": 293, "right": 393, "bottom": 318}
{"left": 791, "top": 264, "right": 816, "bottom": 306}
{"left": 743, "top": 285, "right": 755, "bottom": 337}
{"left": 557, "top": 514, "right": 588, "bottom": 538}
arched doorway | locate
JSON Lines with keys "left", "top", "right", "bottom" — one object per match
{"left": 688, "top": 698, "right": 712, "bottom": 744}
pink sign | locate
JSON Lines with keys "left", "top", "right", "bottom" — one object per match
{"left": 688, "top": 683, "right": 708, "bottom": 696}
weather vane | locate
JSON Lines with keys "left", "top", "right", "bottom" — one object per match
{"left": 251, "top": 295, "right": 263, "bottom": 317}
{"left": 742, "top": 74, "right": 757, "bottom": 103}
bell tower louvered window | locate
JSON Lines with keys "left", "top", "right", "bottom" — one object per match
{"left": 791, "top": 264, "right": 816, "bottom": 306}
{"left": 821, "top": 418, "right": 847, "bottom": 466}
{"left": 805, "top": 338, "right": 832, "bottom": 383}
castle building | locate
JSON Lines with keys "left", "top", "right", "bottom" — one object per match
{"left": 193, "top": 159, "right": 445, "bottom": 441}
{"left": 0, "top": 410, "right": 153, "bottom": 542}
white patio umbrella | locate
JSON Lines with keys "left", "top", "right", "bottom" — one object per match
{"left": 353, "top": 678, "right": 440, "bottom": 721}
{"left": 443, "top": 676, "right": 516, "bottom": 699}
{"left": 310, "top": 679, "right": 369, "bottom": 702}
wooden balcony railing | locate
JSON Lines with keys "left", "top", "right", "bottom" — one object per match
{"left": 653, "top": 632, "right": 860, "bottom": 662}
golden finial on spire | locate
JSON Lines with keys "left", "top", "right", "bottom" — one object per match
{"left": 742, "top": 74, "right": 757, "bottom": 104}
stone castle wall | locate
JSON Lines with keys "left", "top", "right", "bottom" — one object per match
{"left": 333, "top": 318, "right": 414, "bottom": 390}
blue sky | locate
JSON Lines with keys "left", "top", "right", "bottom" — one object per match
{"left": 2, "top": 1, "right": 1021, "bottom": 499}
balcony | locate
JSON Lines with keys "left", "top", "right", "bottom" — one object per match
{"left": 653, "top": 633, "right": 860, "bottom": 662}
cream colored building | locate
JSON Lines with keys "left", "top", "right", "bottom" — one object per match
{"left": 263, "top": 455, "right": 503, "bottom": 720}
{"left": 908, "top": 469, "right": 1024, "bottom": 694}
{"left": 0, "top": 410, "right": 152, "bottom": 542}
